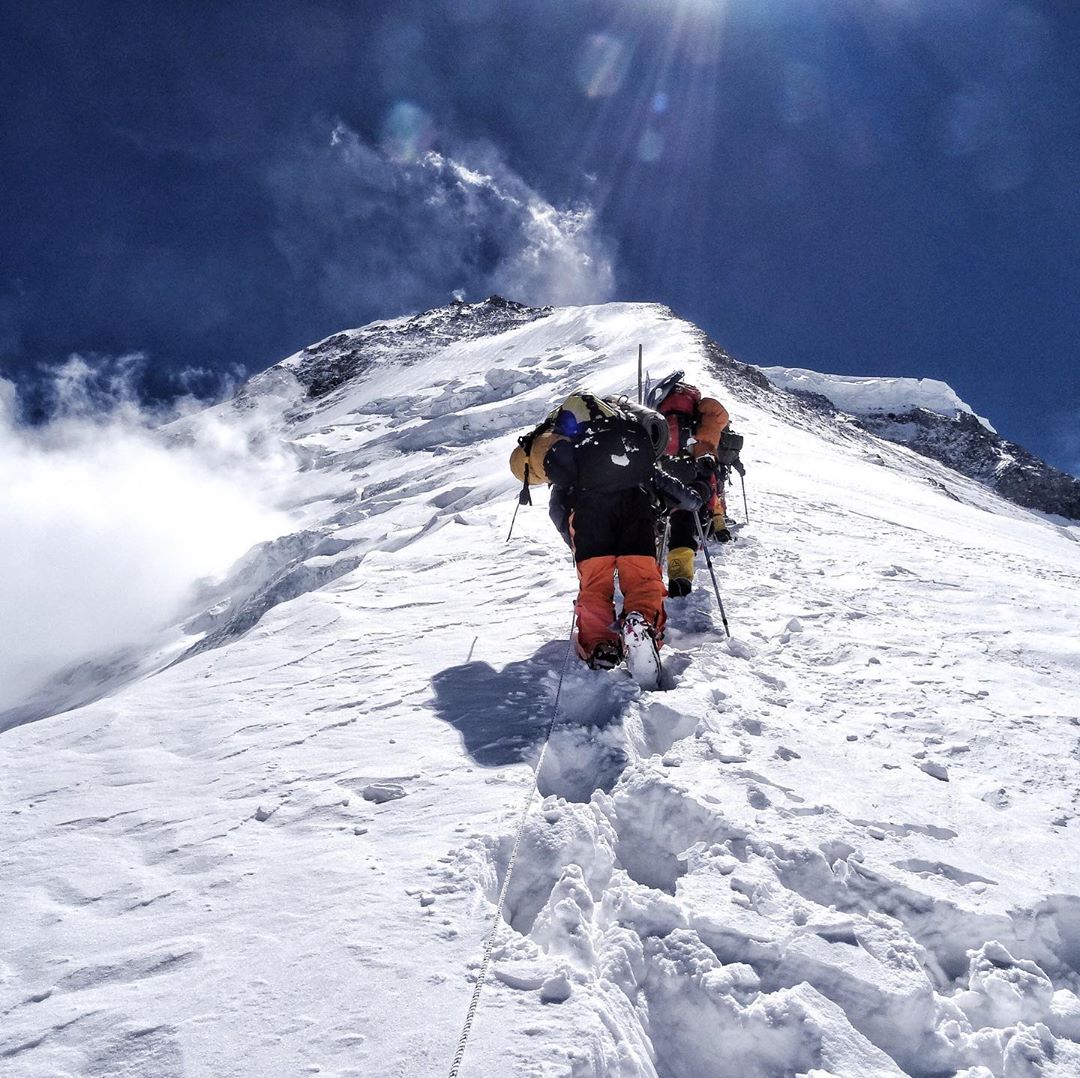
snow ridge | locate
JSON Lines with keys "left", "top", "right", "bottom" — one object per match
{"left": 273, "top": 294, "right": 552, "bottom": 400}
{"left": 757, "top": 366, "right": 995, "bottom": 432}
{"left": 2, "top": 300, "right": 1079, "bottom": 1077}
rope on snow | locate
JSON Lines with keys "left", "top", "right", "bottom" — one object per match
{"left": 447, "top": 611, "right": 578, "bottom": 1078}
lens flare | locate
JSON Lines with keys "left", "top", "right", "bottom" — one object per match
{"left": 379, "top": 101, "right": 435, "bottom": 163}
{"left": 637, "top": 128, "right": 665, "bottom": 163}
{"left": 575, "top": 34, "right": 630, "bottom": 99}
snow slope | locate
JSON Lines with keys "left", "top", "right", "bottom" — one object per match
{"left": 756, "top": 366, "right": 996, "bottom": 432}
{"left": 3, "top": 300, "right": 1080, "bottom": 1078}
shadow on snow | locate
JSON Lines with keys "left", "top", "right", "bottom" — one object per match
{"left": 431, "top": 640, "right": 634, "bottom": 770}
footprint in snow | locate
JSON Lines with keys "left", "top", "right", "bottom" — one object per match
{"left": 747, "top": 786, "right": 771, "bottom": 810}
{"left": 893, "top": 858, "right": 996, "bottom": 887}
{"left": 754, "top": 670, "right": 787, "bottom": 690}
{"left": 361, "top": 782, "right": 408, "bottom": 803}
{"left": 918, "top": 760, "right": 949, "bottom": 781}
{"left": 704, "top": 737, "right": 748, "bottom": 764}
{"left": 851, "top": 818, "right": 958, "bottom": 841}
{"left": 726, "top": 638, "right": 755, "bottom": 660}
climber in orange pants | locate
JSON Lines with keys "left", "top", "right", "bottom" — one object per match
{"left": 568, "top": 487, "right": 667, "bottom": 663}
{"left": 530, "top": 393, "right": 709, "bottom": 673}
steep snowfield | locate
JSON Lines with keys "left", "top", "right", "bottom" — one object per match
{"left": 3, "top": 301, "right": 1080, "bottom": 1078}
{"left": 757, "top": 366, "right": 996, "bottom": 432}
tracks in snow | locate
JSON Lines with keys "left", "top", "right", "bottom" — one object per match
{"left": 438, "top": 515, "right": 1080, "bottom": 1077}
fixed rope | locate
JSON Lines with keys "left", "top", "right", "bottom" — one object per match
{"left": 447, "top": 611, "right": 578, "bottom": 1078}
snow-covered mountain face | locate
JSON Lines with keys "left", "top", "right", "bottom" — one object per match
{"left": 762, "top": 366, "right": 1080, "bottom": 521}
{"left": 757, "top": 367, "right": 997, "bottom": 430}
{"left": 3, "top": 298, "right": 1080, "bottom": 1078}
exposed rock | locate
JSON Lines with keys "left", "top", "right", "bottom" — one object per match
{"left": 858, "top": 408, "right": 1080, "bottom": 520}
{"left": 268, "top": 296, "right": 552, "bottom": 401}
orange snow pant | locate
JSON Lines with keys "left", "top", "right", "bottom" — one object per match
{"left": 569, "top": 486, "right": 667, "bottom": 658}
{"left": 575, "top": 556, "right": 666, "bottom": 658}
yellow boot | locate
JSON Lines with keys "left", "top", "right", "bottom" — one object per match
{"left": 667, "top": 546, "right": 695, "bottom": 597}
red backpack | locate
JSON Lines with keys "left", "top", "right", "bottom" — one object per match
{"left": 657, "top": 383, "right": 701, "bottom": 456}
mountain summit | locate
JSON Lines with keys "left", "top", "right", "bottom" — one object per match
{"left": 3, "top": 301, "right": 1079, "bottom": 1077}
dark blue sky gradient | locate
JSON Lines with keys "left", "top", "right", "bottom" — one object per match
{"left": 2, "top": 0, "right": 1078, "bottom": 470}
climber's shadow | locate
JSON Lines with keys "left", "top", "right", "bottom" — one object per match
{"left": 431, "top": 640, "right": 630, "bottom": 767}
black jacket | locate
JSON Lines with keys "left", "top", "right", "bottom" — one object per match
{"left": 543, "top": 416, "right": 655, "bottom": 494}
{"left": 545, "top": 436, "right": 709, "bottom": 547}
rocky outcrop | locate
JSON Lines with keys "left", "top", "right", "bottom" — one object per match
{"left": 858, "top": 408, "right": 1080, "bottom": 520}
{"left": 281, "top": 295, "right": 551, "bottom": 399}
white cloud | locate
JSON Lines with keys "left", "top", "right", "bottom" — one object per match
{"left": 266, "top": 122, "right": 616, "bottom": 316}
{"left": 0, "top": 359, "right": 293, "bottom": 718}
{"left": 491, "top": 198, "right": 614, "bottom": 308}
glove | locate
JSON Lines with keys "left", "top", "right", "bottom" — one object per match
{"left": 692, "top": 479, "right": 712, "bottom": 508}
{"left": 694, "top": 454, "right": 718, "bottom": 480}
{"left": 732, "top": 457, "right": 745, "bottom": 477}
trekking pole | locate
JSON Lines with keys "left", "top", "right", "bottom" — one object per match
{"left": 657, "top": 514, "right": 671, "bottom": 568}
{"left": 507, "top": 464, "right": 534, "bottom": 544}
{"left": 637, "top": 344, "right": 643, "bottom": 404}
{"left": 505, "top": 498, "right": 522, "bottom": 543}
{"left": 739, "top": 471, "right": 749, "bottom": 524}
{"left": 693, "top": 514, "right": 731, "bottom": 638}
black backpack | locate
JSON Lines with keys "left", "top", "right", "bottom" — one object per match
{"left": 716, "top": 427, "right": 743, "bottom": 466}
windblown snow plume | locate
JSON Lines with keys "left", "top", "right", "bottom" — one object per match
{"left": 266, "top": 121, "right": 615, "bottom": 315}
{"left": 0, "top": 359, "right": 291, "bottom": 716}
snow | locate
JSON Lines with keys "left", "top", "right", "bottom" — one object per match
{"left": 758, "top": 365, "right": 998, "bottom": 433}
{"left": 2, "top": 301, "right": 1080, "bottom": 1076}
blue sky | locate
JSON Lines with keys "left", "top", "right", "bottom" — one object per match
{"left": 2, "top": 0, "right": 1078, "bottom": 472}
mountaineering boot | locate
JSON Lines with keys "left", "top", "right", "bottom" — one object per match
{"left": 621, "top": 612, "right": 661, "bottom": 690}
{"left": 586, "top": 640, "right": 623, "bottom": 671}
{"left": 667, "top": 545, "right": 694, "bottom": 597}
{"left": 711, "top": 513, "right": 733, "bottom": 542}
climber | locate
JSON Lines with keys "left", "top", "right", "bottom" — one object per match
{"left": 510, "top": 391, "right": 707, "bottom": 687}
{"left": 646, "top": 371, "right": 741, "bottom": 596}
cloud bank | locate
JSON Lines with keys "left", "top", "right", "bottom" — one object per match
{"left": 266, "top": 120, "right": 616, "bottom": 318}
{"left": 1, "top": 123, "right": 615, "bottom": 722}
{"left": 0, "top": 359, "right": 292, "bottom": 719}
